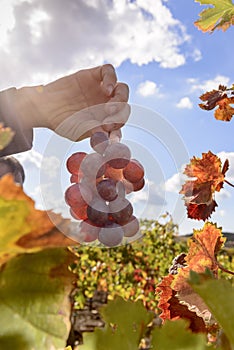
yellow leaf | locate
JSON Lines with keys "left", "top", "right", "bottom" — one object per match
{"left": 195, "top": 0, "right": 234, "bottom": 33}
{"left": 0, "top": 175, "right": 78, "bottom": 265}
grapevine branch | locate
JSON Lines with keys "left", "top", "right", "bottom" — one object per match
{"left": 224, "top": 179, "right": 234, "bottom": 188}
{"left": 215, "top": 259, "right": 234, "bottom": 276}
{"left": 192, "top": 236, "right": 234, "bottom": 277}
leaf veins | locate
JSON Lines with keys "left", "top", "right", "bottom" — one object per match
{"left": 180, "top": 151, "right": 229, "bottom": 221}
{"left": 194, "top": 0, "right": 234, "bottom": 33}
{"left": 156, "top": 222, "right": 226, "bottom": 332}
{"left": 199, "top": 85, "right": 234, "bottom": 122}
{"left": 156, "top": 273, "right": 206, "bottom": 333}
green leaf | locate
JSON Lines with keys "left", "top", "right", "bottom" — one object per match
{"left": 190, "top": 275, "right": 234, "bottom": 347}
{"left": 0, "top": 175, "right": 75, "bottom": 266}
{"left": 79, "top": 296, "right": 154, "bottom": 350}
{"left": 194, "top": 0, "right": 234, "bottom": 32}
{"left": 78, "top": 332, "right": 97, "bottom": 350}
{"left": 151, "top": 319, "right": 210, "bottom": 350}
{"left": 0, "top": 248, "right": 74, "bottom": 350}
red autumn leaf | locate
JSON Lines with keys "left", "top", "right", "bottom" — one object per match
{"left": 156, "top": 274, "right": 206, "bottom": 333}
{"left": 156, "top": 223, "right": 226, "bottom": 331}
{"left": 181, "top": 181, "right": 213, "bottom": 204}
{"left": 199, "top": 86, "right": 227, "bottom": 110}
{"left": 214, "top": 96, "right": 234, "bottom": 121}
{"left": 186, "top": 201, "right": 217, "bottom": 221}
{"left": 156, "top": 274, "right": 175, "bottom": 321}
{"left": 182, "top": 151, "right": 226, "bottom": 186}
{"left": 172, "top": 223, "right": 226, "bottom": 313}
{"left": 199, "top": 85, "right": 234, "bottom": 122}
{"left": 180, "top": 151, "right": 228, "bottom": 220}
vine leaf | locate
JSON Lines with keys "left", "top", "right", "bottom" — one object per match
{"left": 0, "top": 174, "right": 77, "bottom": 266}
{"left": 174, "top": 223, "right": 225, "bottom": 318}
{"left": 0, "top": 123, "right": 14, "bottom": 151}
{"left": 156, "top": 223, "right": 226, "bottom": 330}
{"left": 172, "top": 223, "right": 225, "bottom": 298}
{"left": 156, "top": 275, "right": 206, "bottom": 333}
{"left": 180, "top": 151, "right": 228, "bottom": 220}
{"left": 214, "top": 96, "right": 234, "bottom": 121}
{"left": 0, "top": 248, "right": 74, "bottom": 350}
{"left": 199, "top": 85, "right": 234, "bottom": 121}
{"left": 189, "top": 274, "right": 234, "bottom": 347}
{"left": 151, "top": 319, "right": 209, "bottom": 350}
{"left": 79, "top": 296, "right": 154, "bottom": 350}
{"left": 194, "top": 0, "right": 234, "bottom": 33}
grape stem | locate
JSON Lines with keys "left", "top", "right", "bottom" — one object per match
{"left": 215, "top": 260, "right": 234, "bottom": 276}
{"left": 224, "top": 179, "right": 234, "bottom": 188}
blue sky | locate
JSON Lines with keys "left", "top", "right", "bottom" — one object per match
{"left": 1, "top": 0, "right": 234, "bottom": 235}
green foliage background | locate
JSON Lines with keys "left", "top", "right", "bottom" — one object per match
{"left": 71, "top": 216, "right": 233, "bottom": 312}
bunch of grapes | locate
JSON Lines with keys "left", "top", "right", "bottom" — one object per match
{"left": 65, "top": 131, "right": 145, "bottom": 247}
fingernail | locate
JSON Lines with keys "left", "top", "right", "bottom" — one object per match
{"left": 106, "top": 84, "right": 114, "bottom": 96}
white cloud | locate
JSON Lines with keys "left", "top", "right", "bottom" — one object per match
{"left": 176, "top": 97, "right": 193, "bottom": 109}
{"left": 14, "top": 149, "right": 43, "bottom": 168}
{"left": 215, "top": 188, "right": 231, "bottom": 201}
{"left": 129, "top": 179, "right": 165, "bottom": 205}
{"left": 0, "top": 0, "right": 194, "bottom": 88}
{"left": 33, "top": 183, "right": 64, "bottom": 211}
{"left": 0, "top": 0, "right": 16, "bottom": 48}
{"left": 189, "top": 75, "right": 230, "bottom": 93}
{"left": 217, "top": 209, "right": 226, "bottom": 217}
{"left": 165, "top": 166, "right": 187, "bottom": 193}
{"left": 191, "top": 48, "right": 202, "bottom": 62}
{"left": 128, "top": 179, "right": 166, "bottom": 220}
{"left": 28, "top": 8, "right": 51, "bottom": 44}
{"left": 15, "top": 149, "right": 60, "bottom": 179}
{"left": 136, "top": 80, "right": 160, "bottom": 97}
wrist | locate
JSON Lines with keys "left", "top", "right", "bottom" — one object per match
{"left": 16, "top": 86, "right": 47, "bottom": 129}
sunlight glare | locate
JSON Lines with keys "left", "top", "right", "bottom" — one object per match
{"left": 0, "top": 0, "right": 16, "bottom": 48}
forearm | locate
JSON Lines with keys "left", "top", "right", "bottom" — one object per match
{"left": 0, "top": 88, "right": 33, "bottom": 156}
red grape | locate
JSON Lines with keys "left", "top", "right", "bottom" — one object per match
{"left": 65, "top": 122, "right": 146, "bottom": 246}
{"left": 123, "top": 177, "right": 145, "bottom": 193}
{"left": 90, "top": 131, "right": 109, "bottom": 154}
{"left": 98, "top": 222, "right": 124, "bottom": 247}
{"left": 70, "top": 205, "right": 88, "bottom": 220}
{"left": 80, "top": 153, "right": 106, "bottom": 179}
{"left": 65, "top": 183, "right": 92, "bottom": 207}
{"left": 109, "top": 197, "right": 133, "bottom": 224}
{"left": 123, "top": 159, "right": 144, "bottom": 183}
{"left": 132, "top": 177, "right": 145, "bottom": 191}
{"left": 122, "top": 179, "right": 134, "bottom": 194}
{"left": 122, "top": 215, "right": 140, "bottom": 237}
{"left": 66, "top": 152, "right": 87, "bottom": 175}
{"left": 116, "top": 180, "right": 126, "bottom": 198}
{"left": 79, "top": 177, "right": 105, "bottom": 201}
{"left": 96, "top": 178, "right": 118, "bottom": 201}
{"left": 104, "top": 143, "right": 131, "bottom": 169}
{"left": 105, "top": 164, "right": 123, "bottom": 181}
{"left": 70, "top": 174, "right": 79, "bottom": 183}
{"left": 79, "top": 219, "right": 100, "bottom": 243}
{"left": 87, "top": 198, "right": 109, "bottom": 226}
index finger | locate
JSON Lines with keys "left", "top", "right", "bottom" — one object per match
{"left": 100, "top": 64, "right": 117, "bottom": 96}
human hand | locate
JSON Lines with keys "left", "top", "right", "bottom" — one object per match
{"left": 17, "top": 64, "right": 130, "bottom": 141}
